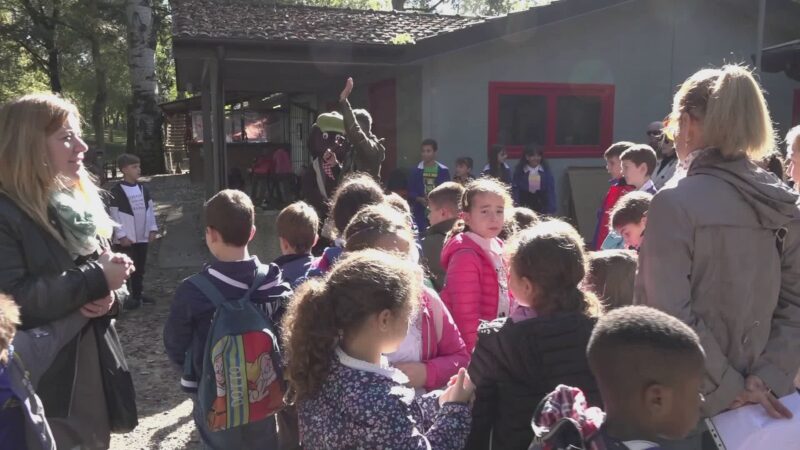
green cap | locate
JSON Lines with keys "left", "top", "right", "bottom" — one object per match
{"left": 316, "top": 112, "right": 345, "bottom": 135}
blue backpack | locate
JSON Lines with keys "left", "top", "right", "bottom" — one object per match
{"left": 188, "top": 266, "right": 286, "bottom": 431}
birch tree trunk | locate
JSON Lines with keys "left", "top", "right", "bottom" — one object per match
{"left": 125, "top": 0, "right": 163, "bottom": 174}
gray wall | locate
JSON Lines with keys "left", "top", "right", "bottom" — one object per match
{"left": 417, "top": 0, "right": 800, "bottom": 214}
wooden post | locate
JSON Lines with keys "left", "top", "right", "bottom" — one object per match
{"left": 201, "top": 59, "right": 215, "bottom": 198}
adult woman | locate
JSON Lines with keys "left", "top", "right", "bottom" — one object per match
{"left": 0, "top": 94, "right": 135, "bottom": 449}
{"left": 635, "top": 66, "right": 800, "bottom": 448}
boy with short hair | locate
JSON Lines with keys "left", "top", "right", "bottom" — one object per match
{"left": 620, "top": 144, "right": 658, "bottom": 194}
{"left": 609, "top": 191, "right": 653, "bottom": 251}
{"left": 422, "top": 181, "right": 464, "bottom": 291}
{"left": 593, "top": 142, "right": 636, "bottom": 250}
{"left": 585, "top": 305, "right": 706, "bottom": 449}
{"left": 110, "top": 153, "right": 158, "bottom": 310}
{"left": 273, "top": 201, "right": 319, "bottom": 287}
{"left": 163, "top": 189, "right": 291, "bottom": 450}
{"left": 408, "top": 138, "right": 451, "bottom": 234}
{"left": 453, "top": 156, "right": 475, "bottom": 186}
{"left": 0, "top": 293, "right": 87, "bottom": 450}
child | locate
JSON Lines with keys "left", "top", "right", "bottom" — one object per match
{"left": 609, "top": 191, "right": 653, "bottom": 251}
{"left": 483, "top": 144, "right": 512, "bottom": 184}
{"left": 344, "top": 204, "right": 469, "bottom": 392}
{"left": 440, "top": 178, "right": 513, "bottom": 352}
{"left": 408, "top": 139, "right": 451, "bottom": 234}
{"left": 585, "top": 249, "right": 638, "bottom": 310}
{"left": 273, "top": 201, "right": 319, "bottom": 287}
{"left": 593, "top": 142, "right": 636, "bottom": 250}
{"left": 512, "top": 144, "right": 556, "bottom": 215}
{"left": 585, "top": 306, "right": 706, "bottom": 448}
{"left": 109, "top": 153, "right": 158, "bottom": 310}
{"left": 513, "top": 206, "right": 539, "bottom": 231}
{"left": 163, "top": 189, "right": 291, "bottom": 450}
{"left": 422, "top": 182, "right": 464, "bottom": 292}
{"left": 467, "top": 220, "right": 603, "bottom": 450}
{"left": 620, "top": 144, "right": 658, "bottom": 194}
{"left": 0, "top": 293, "right": 87, "bottom": 450}
{"left": 307, "top": 173, "right": 384, "bottom": 276}
{"left": 282, "top": 250, "right": 474, "bottom": 449}
{"left": 453, "top": 157, "right": 475, "bottom": 186}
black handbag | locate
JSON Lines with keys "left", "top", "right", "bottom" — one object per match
{"left": 94, "top": 317, "right": 139, "bottom": 432}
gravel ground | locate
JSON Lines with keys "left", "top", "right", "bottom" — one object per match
{"left": 109, "top": 174, "right": 203, "bottom": 450}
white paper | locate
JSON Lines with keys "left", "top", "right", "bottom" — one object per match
{"left": 708, "top": 392, "right": 800, "bottom": 450}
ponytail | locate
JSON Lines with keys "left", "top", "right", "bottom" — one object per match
{"left": 282, "top": 279, "right": 338, "bottom": 404}
{"left": 671, "top": 64, "right": 775, "bottom": 160}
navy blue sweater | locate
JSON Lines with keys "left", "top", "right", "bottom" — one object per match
{"left": 272, "top": 253, "right": 314, "bottom": 288}
{"left": 163, "top": 256, "right": 292, "bottom": 379}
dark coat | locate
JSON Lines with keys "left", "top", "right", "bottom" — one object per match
{"left": 0, "top": 193, "right": 130, "bottom": 448}
{"left": 466, "top": 313, "right": 600, "bottom": 450}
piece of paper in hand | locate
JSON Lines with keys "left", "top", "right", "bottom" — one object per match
{"left": 706, "top": 392, "right": 800, "bottom": 450}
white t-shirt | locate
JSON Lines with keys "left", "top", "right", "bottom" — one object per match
{"left": 121, "top": 184, "right": 148, "bottom": 242}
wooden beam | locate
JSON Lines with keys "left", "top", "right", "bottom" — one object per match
{"left": 201, "top": 59, "right": 215, "bottom": 199}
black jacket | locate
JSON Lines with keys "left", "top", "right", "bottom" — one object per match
{"left": 466, "top": 313, "right": 600, "bottom": 450}
{"left": 0, "top": 194, "right": 124, "bottom": 419}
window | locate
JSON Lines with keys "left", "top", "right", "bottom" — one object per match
{"left": 488, "top": 82, "right": 614, "bottom": 158}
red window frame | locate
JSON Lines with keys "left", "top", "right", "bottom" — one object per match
{"left": 488, "top": 82, "right": 615, "bottom": 158}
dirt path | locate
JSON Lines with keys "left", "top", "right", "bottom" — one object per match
{"left": 110, "top": 174, "right": 204, "bottom": 450}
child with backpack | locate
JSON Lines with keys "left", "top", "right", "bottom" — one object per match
{"left": 344, "top": 204, "right": 469, "bottom": 392}
{"left": 282, "top": 249, "right": 475, "bottom": 449}
{"left": 407, "top": 138, "right": 451, "bottom": 234}
{"left": 467, "top": 219, "right": 603, "bottom": 450}
{"left": 439, "top": 177, "right": 514, "bottom": 352}
{"left": 163, "top": 190, "right": 292, "bottom": 450}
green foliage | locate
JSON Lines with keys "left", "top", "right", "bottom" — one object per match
{"left": 0, "top": 39, "right": 50, "bottom": 103}
{"left": 390, "top": 32, "right": 415, "bottom": 45}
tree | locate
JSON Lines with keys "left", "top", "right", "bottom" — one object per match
{"left": 126, "top": 0, "right": 163, "bottom": 174}
{"left": 0, "top": 0, "right": 65, "bottom": 92}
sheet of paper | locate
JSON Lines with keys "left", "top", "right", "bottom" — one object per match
{"left": 708, "top": 392, "right": 800, "bottom": 450}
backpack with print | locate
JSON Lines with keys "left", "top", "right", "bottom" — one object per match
{"left": 189, "top": 266, "right": 285, "bottom": 431}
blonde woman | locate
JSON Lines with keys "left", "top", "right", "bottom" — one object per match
{"left": 635, "top": 66, "right": 800, "bottom": 449}
{"left": 786, "top": 125, "right": 800, "bottom": 187}
{"left": 0, "top": 94, "right": 136, "bottom": 449}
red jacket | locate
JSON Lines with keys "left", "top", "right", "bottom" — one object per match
{"left": 439, "top": 233, "right": 504, "bottom": 352}
{"left": 593, "top": 179, "right": 634, "bottom": 250}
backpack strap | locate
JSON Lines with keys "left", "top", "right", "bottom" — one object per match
{"left": 188, "top": 265, "right": 271, "bottom": 308}
{"left": 187, "top": 274, "right": 228, "bottom": 308}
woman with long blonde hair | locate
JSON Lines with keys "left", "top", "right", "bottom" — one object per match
{"left": 0, "top": 93, "right": 136, "bottom": 449}
{"left": 635, "top": 65, "right": 800, "bottom": 449}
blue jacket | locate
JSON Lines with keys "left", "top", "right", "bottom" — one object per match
{"left": 408, "top": 161, "right": 451, "bottom": 234}
{"left": 512, "top": 165, "right": 556, "bottom": 215}
{"left": 272, "top": 253, "right": 314, "bottom": 288}
{"left": 163, "top": 257, "right": 292, "bottom": 382}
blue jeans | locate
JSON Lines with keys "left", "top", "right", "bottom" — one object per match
{"left": 191, "top": 394, "right": 278, "bottom": 450}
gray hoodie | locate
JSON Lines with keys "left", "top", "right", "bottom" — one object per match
{"left": 9, "top": 312, "right": 88, "bottom": 450}
{"left": 635, "top": 148, "right": 800, "bottom": 416}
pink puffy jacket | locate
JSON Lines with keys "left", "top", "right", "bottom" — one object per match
{"left": 439, "top": 233, "right": 503, "bottom": 352}
{"left": 420, "top": 287, "right": 470, "bottom": 391}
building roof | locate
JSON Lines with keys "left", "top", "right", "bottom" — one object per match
{"left": 170, "top": 0, "right": 488, "bottom": 46}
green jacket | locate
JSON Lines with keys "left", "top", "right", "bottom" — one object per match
{"left": 340, "top": 99, "right": 385, "bottom": 181}
{"left": 422, "top": 218, "right": 457, "bottom": 292}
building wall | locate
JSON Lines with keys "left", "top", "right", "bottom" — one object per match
{"left": 418, "top": 0, "right": 800, "bottom": 214}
